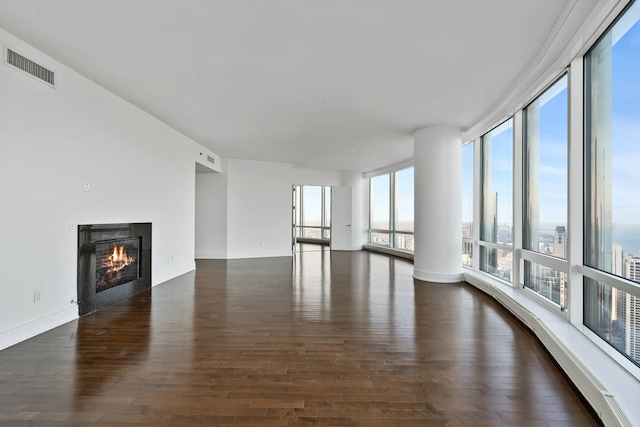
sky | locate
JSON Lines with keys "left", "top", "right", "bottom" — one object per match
{"left": 611, "top": 6, "right": 640, "bottom": 225}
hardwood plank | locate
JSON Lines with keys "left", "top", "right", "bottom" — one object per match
{"left": 0, "top": 249, "right": 601, "bottom": 425}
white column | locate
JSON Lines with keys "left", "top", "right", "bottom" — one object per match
{"left": 413, "top": 126, "right": 463, "bottom": 283}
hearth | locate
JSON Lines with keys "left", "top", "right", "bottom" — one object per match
{"left": 77, "top": 223, "right": 151, "bottom": 316}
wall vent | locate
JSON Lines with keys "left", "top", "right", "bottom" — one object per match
{"left": 602, "top": 392, "right": 633, "bottom": 427}
{"left": 207, "top": 155, "right": 216, "bottom": 165}
{"left": 5, "top": 47, "right": 55, "bottom": 87}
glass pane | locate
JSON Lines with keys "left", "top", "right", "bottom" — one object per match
{"left": 524, "top": 76, "right": 568, "bottom": 258}
{"left": 323, "top": 228, "right": 331, "bottom": 240}
{"left": 324, "top": 186, "right": 331, "bottom": 227}
{"left": 370, "top": 175, "right": 390, "bottom": 230}
{"left": 395, "top": 167, "right": 414, "bottom": 232}
{"left": 462, "top": 141, "right": 474, "bottom": 240}
{"left": 524, "top": 261, "right": 567, "bottom": 307}
{"left": 584, "top": 278, "right": 640, "bottom": 367}
{"left": 394, "top": 233, "right": 414, "bottom": 252}
{"left": 480, "top": 246, "right": 513, "bottom": 282}
{"left": 585, "top": 1, "right": 640, "bottom": 278}
{"left": 295, "top": 186, "right": 302, "bottom": 226}
{"left": 303, "top": 186, "right": 322, "bottom": 227}
{"left": 462, "top": 240, "right": 473, "bottom": 267}
{"left": 370, "top": 232, "right": 390, "bottom": 247}
{"left": 481, "top": 119, "right": 513, "bottom": 246}
{"left": 302, "top": 227, "right": 322, "bottom": 239}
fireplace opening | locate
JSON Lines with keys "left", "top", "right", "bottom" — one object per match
{"left": 95, "top": 237, "right": 141, "bottom": 292}
{"left": 77, "top": 223, "right": 151, "bottom": 316}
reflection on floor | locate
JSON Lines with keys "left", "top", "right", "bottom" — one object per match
{"left": 0, "top": 250, "right": 600, "bottom": 425}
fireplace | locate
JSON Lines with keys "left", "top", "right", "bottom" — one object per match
{"left": 95, "top": 238, "right": 141, "bottom": 292}
{"left": 77, "top": 223, "right": 151, "bottom": 316}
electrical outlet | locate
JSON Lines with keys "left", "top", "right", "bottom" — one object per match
{"left": 83, "top": 182, "right": 90, "bottom": 192}
{"left": 34, "top": 291, "right": 40, "bottom": 303}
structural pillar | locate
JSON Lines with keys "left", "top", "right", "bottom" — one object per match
{"left": 413, "top": 126, "right": 463, "bottom": 283}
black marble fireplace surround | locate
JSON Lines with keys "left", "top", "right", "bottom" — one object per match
{"left": 77, "top": 223, "right": 151, "bottom": 316}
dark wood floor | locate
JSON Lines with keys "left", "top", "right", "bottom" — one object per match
{"left": 0, "top": 247, "right": 600, "bottom": 426}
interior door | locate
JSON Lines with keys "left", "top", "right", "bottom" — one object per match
{"left": 331, "top": 186, "right": 352, "bottom": 250}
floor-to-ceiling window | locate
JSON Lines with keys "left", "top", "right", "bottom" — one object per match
{"left": 368, "top": 167, "right": 414, "bottom": 252}
{"left": 462, "top": 141, "right": 474, "bottom": 267}
{"left": 369, "top": 174, "right": 391, "bottom": 246}
{"left": 393, "top": 167, "right": 414, "bottom": 251}
{"left": 296, "top": 185, "right": 331, "bottom": 243}
{"left": 584, "top": 0, "right": 640, "bottom": 366}
{"left": 523, "top": 75, "right": 569, "bottom": 308}
{"left": 480, "top": 119, "right": 514, "bottom": 282}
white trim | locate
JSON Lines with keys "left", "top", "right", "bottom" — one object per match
{"left": 224, "top": 250, "right": 293, "bottom": 260}
{"left": 0, "top": 306, "right": 77, "bottom": 352}
{"left": 519, "top": 249, "right": 569, "bottom": 273}
{"left": 580, "top": 265, "right": 640, "bottom": 299}
{"left": 567, "top": 56, "right": 585, "bottom": 326}
{"left": 513, "top": 109, "right": 524, "bottom": 289}
{"left": 413, "top": 269, "right": 464, "bottom": 283}
{"left": 363, "top": 244, "right": 413, "bottom": 260}
{"left": 195, "top": 252, "right": 228, "bottom": 259}
{"left": 473, "top": 138, "right": 481, "bottom": 271}
{"left": 477, "top": 240, "right": 514, "bottom": 252}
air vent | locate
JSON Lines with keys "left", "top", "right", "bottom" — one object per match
{"left": 602, "top": 392, "right": 633, "bottom": 427}
{"left": 5, "top": 47, "right": 55, "bottom": 87}
{"left": 207, "top": 155, "right": 216, "bottom": 165}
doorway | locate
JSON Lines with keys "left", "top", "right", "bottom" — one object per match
{"left": 293, "top": 185, "right": 331, "bottom": 253}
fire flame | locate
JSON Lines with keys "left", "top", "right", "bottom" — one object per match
{"left": 106, "top": 244, "right": 134, "bottom": 272}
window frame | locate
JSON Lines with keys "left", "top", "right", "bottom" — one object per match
{"left": 521, "top": 73, "right": 570, "bottom": 310}
{"left": 368, "top": 167, "right": 415, "bottom": 253}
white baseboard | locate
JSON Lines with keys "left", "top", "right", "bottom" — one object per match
{"left": 225, "top": 250, "right": 293, "bottom": 259}
{"left": 0, "top": 306, "right": 78, "bottom": 352}
{"left": 413, "top": 269, "right": 464, "bottom": 283}
{"left": 195, "top": 251, "right": 227, "bottom": 259}
{"left": 152, "top": 261, "right": 196, "bottom": 286}
{"left": 464, "top": 270, "right": 637, "bottom": 427}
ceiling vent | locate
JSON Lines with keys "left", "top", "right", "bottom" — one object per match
{"left": 4, "top": 47, "right": 55, "bottom": 87}
{"left": 207, "top": 155, "right": 216, "bottom": 165}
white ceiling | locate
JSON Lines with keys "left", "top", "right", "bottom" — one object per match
{"left": 0, "top": 0, "right": 600, "bottom": 172}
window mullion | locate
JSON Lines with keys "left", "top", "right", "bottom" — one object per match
{"left": 514, "top": 109, "right": 524, "bottom": 288}
{"left": 568, "top": 57, "right": 584, "bottom": 325}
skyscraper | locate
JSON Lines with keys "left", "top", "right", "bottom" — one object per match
{"left": 623, "top": 254, "right": 640, "bottom": 361}
{"left": 552, "top": 226, "right": 566, "bottom": 258}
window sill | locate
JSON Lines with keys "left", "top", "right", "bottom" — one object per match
{"left": 363, "top": 244, "right": 414, "bottom": 261}
{"left": 464, "top": 269, "right": 640, "bottom": 426}
{"left": 296, "top": 237, "right": 330, "bottom": 246}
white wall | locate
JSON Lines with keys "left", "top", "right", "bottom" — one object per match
{"left": 0, "top": 27, "right": 217, "bottom": 350}
{"left": 292, "top": 167, "right": 342, "bottom": 187}
{"left": 219, "top": 159, "right": 341, "bottom": 259}
{"left": 195, "top": 163, "right": 228, "bottom": 259}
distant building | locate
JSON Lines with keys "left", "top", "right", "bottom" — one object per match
{"left": 613, "top": 243, "right": 623, "bottom": 277}
{"left": 624, "top": 254, "right": 640, "bottom": 281}
{"left": 622, "top": 253, "right": 640, "bottom": 361}
{"left": 553, "top": 226, "right": 566, "bottom": 258}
